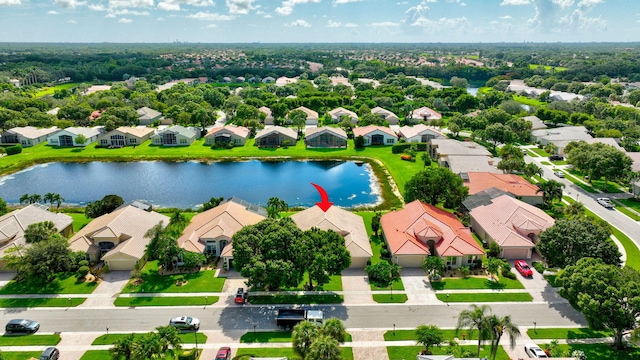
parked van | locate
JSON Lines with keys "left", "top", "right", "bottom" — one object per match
{"left": 39, "top": 347, "right": 59, "bottom": 360}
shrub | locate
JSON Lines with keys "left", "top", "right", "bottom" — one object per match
{"left": 6, "top": 144, "right": 22, "bottom": 155}
{"left": 459, "top": 266, "right": 471, "bottom": 278}
{"left": 354, "top": 135, "right": 365, "bottom": 149}
{"left": 380, "top": 247, "right": 390, "bottom": 259}
{"left": 178, "top": 349, "right": 199, "bottom": 360}
{"left": 501, "top": 264, "right": 517, "bottom": 279}
{"left": 78, "top": 260, "right": 89, "bottom": 267}
{"left": 532, "top": 261, "right": 546, "bottom": 274}
{"left": 77, "top": 265, "right": 89, "bottom": 278}
{"left": 400, "top": 154, "right": 412, "bottom": 161}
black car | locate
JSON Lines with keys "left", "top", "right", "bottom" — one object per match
{"left": 39, "top": 347, "right": 60, "bottom": 360}
{"left": 5, "top": 319, "right": 40, "bottom": 334}
{"left": 549, "top": 154, "right": 564, "bottom": 161}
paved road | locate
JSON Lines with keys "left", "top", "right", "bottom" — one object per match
{"left": 0, "top": 302, "right": 585, "bottom": 334}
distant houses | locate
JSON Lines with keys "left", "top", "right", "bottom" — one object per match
{"left": 353, "top": 126, "right": 397, "bottom": 146}
{"left": 47, "top": 126, "right": 104, "bottom": 147}
{"left": 1, "top": 126, "right": 59, "bottom": 147}
{"left": 151, "top": 126, "right": 199, "bottom": 146}
{"left": 136, "top": 107, "right": 165, "bottom": 125}
{"left": 96, "top": 127, "right": 155, "bottom": 148}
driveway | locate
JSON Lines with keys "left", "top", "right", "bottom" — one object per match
{"left": 342, "top": 268, "right": 376, "bottom": 305}
{"left": 400, "top": 268, "right": 439, "bottom": 305}
{"left": 78, "top": 270, "right": 131, "bottom": 308}
{"left": 509, "top": 259, "right": 565, "bottom": 304}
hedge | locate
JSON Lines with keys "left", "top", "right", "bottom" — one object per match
{"left": 391, "top": 143, "right": 427, "bottom": 154}
{"left": 6, "top": 144, "right": 22, "bottom": 155}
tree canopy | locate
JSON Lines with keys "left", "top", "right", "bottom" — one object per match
{"left": 404, "top": 166, "right": 469, "bottom": 209}
{"left": 566, "top": 141, "right": 633, "bottom": 190}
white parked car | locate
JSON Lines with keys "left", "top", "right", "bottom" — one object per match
{"left": 597, "top": 197, "right": 615, "bottom": 208}
{"left": 524, "top": 343, "right": 549, "bottom": 358}
{"left": 169, "top": 316, "right": 200, "bottom": 330}
{"left": 554, "top": 171, "right": 565, "bottom": 178}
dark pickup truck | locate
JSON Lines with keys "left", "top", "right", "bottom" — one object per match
{"left": 276, "top": 309, "right": 324, "bottom": 330}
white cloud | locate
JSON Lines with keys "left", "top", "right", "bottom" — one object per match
{"left": 226, "top": 0, "right": 255, "bottom": 14}
{"left": 187, "top": 11, "right": 235, "bottom": 20}
{"left": 396, "top": 1, "right": 408, "bottom": 4}
{"left": 405, "top": 1, "right": 430, "bottom": 22}
{"left": 499, "top": 15, "right": 512, "bottom": 19}
{"left": 327, "top": 20, "right": 341, "bottom": 27}
{"left": 157, "top": 0, "right": 213, "bottom": 10}
{"left": 410, "top": 16, "right": 468, "bottom": 30}
{"left": 88, "top": 4, "right": 106, "bottom": 10}
{"left": 501, "top": 0, "right": 530, "bottom": 5}
{"left": 48, "top": 10, "right": 60, "bottom": 14}
{"left": 552, "top": 0, "right": 574, "bottom": 8}
{"left": 109, "top": 0, "right": 154, "bottom": 8}
{"left": 460, "top": 2, "right": 466, "bottom": 5}
{"left": 333, "top": 0, "right": 362, "bottom": 4}
{"left": 157, "top": 16, "right": 165, "bottom": 20}
{"left": 577, "top": 0, "right": 602, "bottom": 7}
{"left": 275, "top": 0, "right": 319, "bottom": 16}
{"left": 119, "top": 17, "right": 133, "bottom": 22}
{"left": 110, "top": 9, "right": 150, "bottom": 15}
{"left": 371, "top": 21, "right": 400, "bottom": 27}
{"left": 0, "top": 0, "right": 21, "bottom": 6}
{"left": 55, "top": 0, "right": 87, "bottom": 8}
{"left": 206, "top": 23, "right": 217, "bottom": 27}
{"left": 106, "top": 12, "right": 116, "bottom": 17}
{"left": 344, "top": 22, "right": 357, "bottom": 27}
{"left": 67, "top": 19, "right": 77, "bottom": 23}
{"left": 285, "top": 19, "right": 311, "bottom": 27}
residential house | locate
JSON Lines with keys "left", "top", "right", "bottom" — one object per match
{"left": 380, "top": 200, "right": 485, "bottom": 268}
{"left": 290, "top": 106, "right": 319, "bottom": 126}
{"left": 523, "top": 115, "right": 547, "bottom": 131}
{"left": 1, "top": 126, "right": 59, "bottom": 147}
{"left": 411, "top": 106, "right": 442, "bottom": 123}
{"left": 254, "top": 126, "right": 297, "bottom": 147}
{"left": 549, "top": 91, "right": 584, "bottom": 102}
{"left": 9, "top": 79, "right": 20, "bottom": 87}
{"left": 552, "top": 138, "right": 624, "bottom": 156}
{"left": 177, "top": 198, "right": 266, "bottom": 269}
{"left": 150, "top": 125, "right": 199, "bottom": 146}
{"left": 461, "top": 188, "right": 513, "bottom": 214}
{"left": 205, "top": 125, "right": 250, "bottom": 146}
{"left": 0, "top": 204, "right": 73, "bottom": 270}
{"left": 304, "top": 127, "right": 347, "bottom": 148}
{"left": 262, "top": 76, "right": 275, "bottom": 83}
{"left": 398, "top": 124, "right": 445, "bottom": 143}
{"left": 371, "top": 107, "right": 400, "bottom": 125}
{"left": 464, "top": 172, "right": 542, "bottom": 205}
{"left": 96, "top": 127, "right": 155, "bottom": 147}
{"left": 352, "top": 126, "right": 397, "bottom": 146}
{"left": 47, "top": 126, "right": 104, "bottom": 147}
{"left": 531, "top": 126, "right": 592, "bottom": 148}
{"left": 236, "top": 76, "right": 245, "bottom": 83}
{"left": 628, "top": 152, "right": 640, "bottom": 172}
{"left": 428, "top": 139, "right": 500, "bottom": 174}
{"left": 259, "top": 107, "right": 275, "bottom": 125}
{"left": 291, "top": 205, "right": 372, "bottom": 268}
{"left": 328, "top": 107, "right": 358, "bottom": 124}
{"left": 68, "top": 205, "right": 170, "bottom": 270}
{"left": 136, "top": 107, "right": 164, "bottom": 125}
{"left": 276, "top": 76, "right": 298, "bottom": 87}
{"left": 469, "top": 195, "right": 554, "bottom": 259}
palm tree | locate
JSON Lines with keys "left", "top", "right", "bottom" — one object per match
{"left": 564, "top": 201, "right": 585, "bottom": 219}
{"left": 28, "top": 194, "right": 42, "bottom": 204}
{"left": 487, "top": 315, "right": 520, "bottom": 360}
{"left": 321, "top": 318, "right": 347, "bottom": 343}
{"left": 292, "top": 321, "right": 319, "bottom": 359}
{"left": 43, "top": 192, "right": 55, "bottom": 206}
{"left": 536, "top": 180, "right": 565, "bottom": 208}
{"left": 52, "top": 194, "right": 65, "bottom": 209}
{"left": 155, "top": 325, "right": 182, "bottom": 353}
{"left": 267, "top": 197, "right": 288, "bottom": 218}
{"left": 456, "top": 304, "right": 492, "bottom": 357}
{"left": 19, "top": 193, "right": 30, "bottom": 205}
{"left": 169, "top": 211, "right": 187, "bottom": 227}
{"left": 131, "top": 332, "right": 164, "bottom": 359}
{"left": 305, "top": 335, "right": 341, "bottom": 360}
{"left": 110, "top": 333, "right": 136, "bottom": 360}
{"left": 523, "top": 162, "right": 543, "bottom": 179}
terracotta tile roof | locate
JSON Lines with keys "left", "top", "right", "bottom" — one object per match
{"left": 353, "top": 125, "right": 396, "bottom": 138}
{"left": 115, "top": 127, "right": 155, "bottom": 138}
{"left": 465, "top": 172, "right": 540, "bottom": 197}
{"left": 469, "top": 195, "right": 554, "bottom": 248}
{"left": 381, "top": 200, "right": 484, "bottom": 258}
{"left": 398, "top": 124, "right": 445, "bottom": 140}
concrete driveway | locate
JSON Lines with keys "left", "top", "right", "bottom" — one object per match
{"left": 78, "top": 270, "right": 131, "bottom": 308}
{"left": 342, "top": 268, "right": 376, "bottom": 305}
{"left": 509, "top": 259, "right": 566, "bottom": 304}
{"left": 400, "top": 268, "right": 439, "bottom": 304}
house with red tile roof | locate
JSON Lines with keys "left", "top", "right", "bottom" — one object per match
{"left": 398, "top": 124, "right": 445, "bottom": 143}
{"left": 353, "top": 125, "right": 397, "bottom": 146}
{"left": 464, "top": 172, "right": 542, "bottom": 205}
{"left": 380, "top": 200, "right": 484, "bottom": 268}
{"left": 469, "top": 195, "right": 554, "bottom": 259}
{"left": 205, "top": 125, "right": 250, "bottom": 146}
{"left": 289, "top": 106, "right": 319, "bottom": 125}
{"left": 411, "top": 106, "right": 442, "bottom": 122}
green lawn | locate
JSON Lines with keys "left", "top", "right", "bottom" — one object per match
{"left": 80, "top": 350, "right": 112, "bottom": 360}
{"left": 0, "top": 273, "right": 97, "bottom": 294}
{"left": 527, "top": 327, "right": 613, "bottom": 339}
{"left": 0, "top": 334, "right": 61, "bottom": 345}
{"left": 544, "top": 274, "right": 560, "bottom": 287}
{"left": 524, "top": 149, "right": 539, "bottom": 157}
{"left": 436, "top": 293, "right": 533, "bottom": 302}
{"left": 615, "top": 198, "right": 640, "bottom": 213}
{"left": 0, "top": 297, "right": 86, "bottom": 307}
{"left": 550, "top": 160, "right": 568, "bottom": 165}
{"left": 540, "top": 161, "right": 552, "bottom": 165}
{"left": 68, "top": 212, "right": 92, "bottom": 232}
{"left": 92, "top": 332, "right": 207, "bottom": 345}
{"left": 530, "top": 148, "right": 550, "bottom": 157}
{"left": 553, "top": 343, "right": 640, "bottom": 360}
{"left": 236, "top": 347, "right": 353, "bottom": 360}
{"left": 248, "top": 294, "right": 343, "bottom": 304}
{"left": 372, "top": 293, "right": 408, "bottom": 303}
{"left": 513, "top": 95, "right": 547, "bottom": 107}
{"left": 561, "top": 172, "right": 598, "bottom": 193}
{"left": 388, "top": 345, "right": 509, "bottom": 360}
{"left": 282, "top": 274, "right": 342, "bottom": 291}
{"left": 2, "top": 352, "right": 42, "bottom": 360}
{"left": 529, "top": 64, "right": 568, "bottom": 72}
{"left": 34, "top": 82, "right": 83, "bottom": 97}
{"left": 430, "top": 276, "right": 524, "bottom": 290}
{"left": 121, "top": 261, "right": 225, "bottom": 293}
{"left": 384, "top": 329, "right": 479, "bottom": 341}
{"left": 239, "top": 331, "right": 352, "bottom": 343}
{"left": 114, "top": 296, "right": 219, "bottom": 307}
{"left": 370, "top": 278, "right": 405, "bottom": 291}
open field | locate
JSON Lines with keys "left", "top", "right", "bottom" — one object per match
{"left": 34, "top": 82, "right": 83, "bottom": 97}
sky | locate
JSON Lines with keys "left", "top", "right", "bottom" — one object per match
{"left": 0, "top": 0, "right": 638, "bottom": 43}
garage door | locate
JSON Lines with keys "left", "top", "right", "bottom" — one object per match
{"left": 350, "top": 257, "right": 369, "bottom": 269}
{"left": 395, "top": 255, "right": 425, "bottom": 268}
{"left": 502, "top": 247, "right": 530, "bottom": 260}
{"left": 107, "top": 259, "right": 137, "bottom": 271}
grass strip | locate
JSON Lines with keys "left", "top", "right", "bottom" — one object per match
{"left": 526, "top": 327, "right": 613, "bottom": 340}
{"left": 2, "top": 352, "right": 42, "bottom": 360}
{"left": 372, "top": 294, "right": 408, "bottom": 303}
{"left": 114, "top": 296, "right": 219, "bottom": 307}
{"left": 92, "top": 332, "right": 207, "bottom": 345}
{"left": 553, "top": 343, "right": 640, "bottom": 360}
{"left": 384, "top": 329, "right": 479, "bottom": 341}
{"left": 369, "top": 278, "right": 405, "bottom": 291}
{"left": 0, "top": 334, "right": 61, "bottom": 346}
{"left": 248, "top": 294, "right": 343, "bottom": 304}
{"left": 239, "top": 331, "right": 352, "bottom": 343}
{"left": 0, "top": 297, "right": 86, "bottom": 307}
{"left": 236, "top": 347, "right": 353, "bottom": 360}
{"left": 388, "top": 345, "right": 509, "bottom": 360}
{"left": 436, "top": 293, "right": 533, "bottom": 302}
{"left": 430, "top": 276, "right": 524, "bottom": 290}
{"left": 0, "top": 273, "right": 97, "bottom": 294}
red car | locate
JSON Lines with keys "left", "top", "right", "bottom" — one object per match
{"left": 515, "top": 260, "right": 533, "bottom": 278}
{"left": 215, "top": 346, "right": 231, "bottom": 360}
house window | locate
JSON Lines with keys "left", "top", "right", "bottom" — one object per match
{"left": 205, "top": 241, "right": 217, "bottom": 255}
{"left": 446, "top": 256, "right": 456, "bottom": 266}
{"left": 386, "top": 138, "right": 395, "bottom": 144}
{"left": 50, "top": 139, "right": 58, "bottom": 144}
{"left": 101, "top": 139, "right": 108, "bottom": 145}
{"left": 129, "top": 138, "right": 137, "bottom": 144}
{"left": 467, "top": 255, "right": 475, "bottom": 264}
{"left": 180, "top": 138, "right": 187, "bottom": 144}
{"left": 153, "top": 138, "right": 160, "bottom": 144}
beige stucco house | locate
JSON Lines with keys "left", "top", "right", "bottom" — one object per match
{"left": 68, "top": 205, "right": 170, "bottom": 270}
{"left": 328, "top": 107, "right": 359, "bottom": 124}
{"left": 371, "top": 107, "right": 400, "bottom": 125}
{"left": 1, "top": 127, "right": 59, "bottom": 147}
{"left": 291, "top": 205, "right": 372, "bottom": 268}
{"left": 304, "top": 127, "right": 348, "bottom": 148}
{"left": 398, "top": 124, "right": 445, "bottom": 143}
{"left": 205, "top": 125, "right": 250, "bottom": 146}
{"left": 150, "top": 125, "right": 199, "bottom": 146}
{"left": 96, "top": 127, "right": 155, "bottom": 147}
{"left": 353, "top": 126, "right": 397, "bottom": 146}
{"left": 47, "top": 126, "right": 104, "bottom": 147}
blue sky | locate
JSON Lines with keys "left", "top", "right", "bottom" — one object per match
{"left": 0, "top": 0, "right": 637, "bottom": 43}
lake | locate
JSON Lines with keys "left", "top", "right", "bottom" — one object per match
{"left": 0, "top": 160, "right": 381, "bottom": 209}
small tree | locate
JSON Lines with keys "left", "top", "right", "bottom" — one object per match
{"left": 365, "top": 261, "right": 401, "bottom": 296}
{"left": 415, "top": 324, "right": 444, "bottom": 355}
{"left": 200, "top": 196, "right": 224, "bottom": 212}
{"left": 371, "top": 212, "right": 381, "bottom": 236}
{"left": 354, "top": 135, "right": 365, "bottom": 149}
{"left": 485, "top": 257, "right": 507, "bottom": 281}
{"left": 487, "top": 241, "right": 501, "bottom": 258}
{"left": 74, "top": 134, "right": 88, "bottom": 147}
{"left": 24, "top": 221, "right": 57, "bottom": 243}
{"left": 422, "top": 256, "right": 445, "bottom": 279}
{"left": 292, "top": 321, "right": 319, "bottom": 359}
{"left": 267, "top": 197, "right": 288, "bottom": 218}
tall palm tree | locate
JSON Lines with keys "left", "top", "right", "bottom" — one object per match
{"left": 305, "top": 335, "right": 341, "bottom": 360}
{"left": 292, "top": 321, "right": 319, "bottom": 359}
{"left": 523, "top": 163, "right": 543, "bottom": 179}
{"left": 19, "top": 193, "right": 30, "bottom": 205}
{"left": 52, "top": 194, "right": 65, "bottom": 209}
{"left": 28, "top": 194, "right": 42, "bottom": 204}
{"left": 536, "top": 180, "right": 565, "bottom": 208}
{"left": 456, "top": 304, "right": 492, "bottom": 357}
{"left": 487, "top": 315, "right": 521, "bottom": 360}
{"left": 43, "top": 193, "right": 55, "bottom": 206}
{"left": 564, "top": 201, "right": 585, "bottom": 219}
{"left": 110, "top": 333, "right": 136, "bottom": 360}
{"left": 321, "top": 318, "right": 347, "bottom": 343}
{"left": 155, "top": 325, "right": 182, "bottom": 353}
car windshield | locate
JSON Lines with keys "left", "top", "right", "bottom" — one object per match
{"left": 521, "top": 264, "right": 530, "bottom": 269}
{"left": 185, "top": 317, "right": 192, "bottom": 323}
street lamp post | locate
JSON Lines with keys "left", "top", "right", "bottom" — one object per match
{"left": 106, "top": 327, "right": 109, "bottom": 336}
{"left": 68, "top": 297, "right": 72, "bottom": 308}
{"left": 194, "top": 330, "right": 198, "bottom": 356}
{"left": 253, "top": 323, "right": 257, "bottom": 334}
{"left": 204, "top": 296, "right": 208, "bottom": 309}
{"left": 533, "top": 321, "right": 537, "bottom": 332}
{"left": 393, "top": 324, "right": 396, "bottom": 335}
{"left": 446, "top": 293, "right": 450, "bottom": 305}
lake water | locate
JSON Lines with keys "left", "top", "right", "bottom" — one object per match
{"left": 0, "top": 160, "right": 381, "bottom": 209}
{"left": 467, "top": 87, "right": 479, "bottom": 96}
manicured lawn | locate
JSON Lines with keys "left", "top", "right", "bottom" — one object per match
{"left": 370, "top": 278, "right": 405, "bottom": 291}
{"left": 282, "top": 274, "right": 342, "bottom": 291}
{"left": 0, "top": 334, "right": 61, "bottom": 345}
{"left": 372, "top": 293, "right": 408, "bottom": 303}
{"left": 616, "top": 198, "right": 640, "bottom": 213}
{"left": 540, "top": 161, "right": 552, "bottom": 165}
{"left": 524, "top": 149, "right": 539, "bottom": 157}
{"left": 527, "top": 327, "right": 613, "bottom": 339}
{"left": 612, "top": 200, "right": 640, "bottom": 220}
{"left": 529, "top": 64, "right": 568, "bottom": 72}
{"left": 0, "top": 273, "right": 97, "bottom": 294}
{"left": 2, "top": 352, "right": 42, "bottom": 360}
{"left": 530, "top": 148, "right": 550, "bottom": 157}
{"left": 384, "top": 329, "right": 479, "bottom": 341}
{"left": 554, "top": 343, "right": 640, "bottom": 360}
{"left": 513, "top": 95, "right": 547, "bottom": 107}
{"left": 92, "top": 332, "right": 207, "bottom": 345}
{"left": 239, "top": 331, "right": 352, "bottom": 343}
{"left": 68, "top": 212, "right": 91, "bottom": 232}
{"left": 550, "top": 160, "right": 567, "bottom": 165}
{"left": 34, "top": 82, "right": 82, "bottom": 97}
{"left": 236, "top": 347, "right": 353, "bottom": 360}
{"left": 436, "top": 293, "right": 533, "bottom": 302}
{"left": 0, "top": 297, "right": 86, "bottom": 307}
{"left": 80, "top": 349, "right": 199, "bottom": 360}
{"left": 248, "top": 294, "right": 343, "bottom": 304}
{"left": 430, "top": 276, "right": 524, "bottom": 290}
{"left": 114, "top": 295, "right": 219, "bottom": 307}
{"left": 561, "top": 172, "right": 598, "bottom": 193}
{"left": 121, "top": 261, "right": 225, "bottom": 293}
{"left": 388, "top": 345, "right": 509, "bottom": 360}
